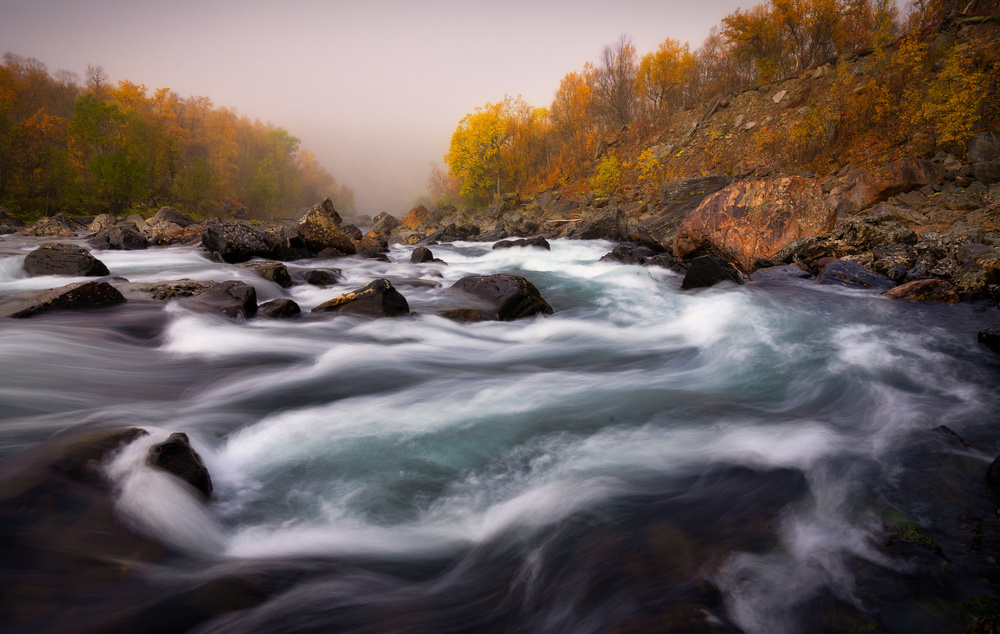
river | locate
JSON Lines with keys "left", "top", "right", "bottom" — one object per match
{"left": 1, "top": 237, "right": 999, "bottom": 633}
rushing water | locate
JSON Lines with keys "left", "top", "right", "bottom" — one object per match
{"left": 1, "top": 236, "right": 1000, "bottom": 633}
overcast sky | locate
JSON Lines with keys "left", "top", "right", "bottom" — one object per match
{"left": 3, "top": 0, "right": 748, "bottom": 214}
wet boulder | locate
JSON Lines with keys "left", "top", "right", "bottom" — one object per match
{"left": 237, "top": 260, "right": 293, "bottom": 288}
{"left": 674, "top": 176, "right": 835, "bottom": 272}
{"left": 201, "top": 222, "right": 277, "bottom": 263}
{"left": 411, "top": 246, "right": 440, "bottom": 263}
{"left": 600, "top": 243, "right": 658, "bottom": 265}
{"left": 817, "top": 260, "right": 894, "bottom": 290}
{"left": 680, "top": 254, "right": 745, "bottom": 290}
{"left": 449, "top": 273, "right": 553, "bottom": 321}
{"left": 23, "top": 243, "right": 110, "bottom": 276}
{"left": 257, "top": 298, "right": 301, "bottom": 319}
{"left": 147, "top": 432, "right": 213, "bottom": 499}
{"left": 302, "top": 268, "right": 342, "bottom": 286}
{"left": 2, "top": 281, "right": 126, "bottom": 318}
{"left": 178, "top": 280, "right": 257, "bottom": 319}
{"left": 90, "top": 223, "right": 149, "bottom": 250}
{"left": 883, "top": 279, "right": 959, "bottom": 302}
{"left": 312, "top": 278, "right": 410, "bottom": 317}
{"left": 493, "top": 236, "right": 551, "bottom": 251}
{"left": 978, "top": 326, "right": 1000, "bottom": 354}
{"left": 296, "top": 198, "right": 356, "bottom": 255}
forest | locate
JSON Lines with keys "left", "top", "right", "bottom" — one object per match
{"left": 439, "top": 0, "right": 1000, "bottom": 206}
{"left": 0, "top": 57, "right": 355, "bottom": 221}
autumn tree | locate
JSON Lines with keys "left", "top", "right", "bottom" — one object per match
{"left": 593, "top": 34, "right": 639, "bottom": 130}
{"left": 636, "top": 38, "right": 696, "bottom": 116}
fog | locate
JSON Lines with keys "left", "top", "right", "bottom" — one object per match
{"left": 2, "top": 0, "right": 746, "bottom": 215}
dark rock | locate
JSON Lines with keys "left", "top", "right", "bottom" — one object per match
{"left": 987, "top": 455, "right": 1000, "bottom": 492}
{"left": 600, "top": 243, "right": 657, "bottom": 264}
{"left": 312, "top": 278, "right": 409, "bottom": 317}
{"left": 930, "top": 425, "right": 969, "bottom": 448}
{"left": 968, "top": 131, "right": 1000, "bottom": 163}
{"left": 23, "top": 243, "right": 110, "bottom": 276}
{"left": 449, "top": 273, "right": 553, "bottom": 321}
{"left": 680, "top": 254, "right": 745, "bottom": 289}
{"left": 644, "top": 253, "right": 685, "bottom": 271}
{"left": 151, "top": 207, "right": 198, "bottom": 228}
{"left": 341, "top": 224, "right": 363, "bottom": 241}
{"left": 569, "top": 207, "right": 630, "bottom": 241}
{"left": 3, "top": 281, "right": 126, "bottom": 318}
{"left": 179, "top": 280, "right": 257, "bottom": 319}
{"left": 440, "top": 308, "right": 484, "bottom": 323}
{"left": 411, "top": 246, "right": 436, "bottom": 263}
{"left": 978, "top": 326, "right": 1000, "bottom": 354}
{"left": 883, "top": 279, "right": 960, "bottom": 302}
{"left": 147, "top": 432, "right": 212, "bottom": 499}
{"left": 237, "top": 260, "right": 293, "bottom": 288}
{"left": 257, "top": 299, "right": 301, "bottom": 319}
{"left": 90, "top": 223, "right": 149, "bottom": 250}
{"left": 0, "top": 207, "right": 26, "bottom": 228}
{"left": 296, "top": 198, "right": 356, "bottom": 255}
{"left": 303, "top": 269, "right": 342, "bottom": 286}
{"left": 493, "top": 236, "right": 551, "bottom": 251}
{"left": 127, "top": 279, "right": 218, "bottom": 300}
{"left": 201, "top": 223, "right": 276, "bottom": 263}
{"left": 817, "top": 260, "right": 895, "bottom": 290}
{"left": 366, "top": 212, "right": 401, "bottom": 240}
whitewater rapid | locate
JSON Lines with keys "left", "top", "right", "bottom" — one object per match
{"left": 1, "top": 237, "right": 999, "bottom": 633}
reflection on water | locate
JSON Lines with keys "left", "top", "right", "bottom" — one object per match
{"left": 1, "top": 238, "right": 999, "bottom": 633}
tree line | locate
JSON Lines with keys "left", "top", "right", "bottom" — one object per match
{"left": 439, "top": 0, "right": 1000, "bottom": 207}
{"left": 0, "top": 54, "right": 354, "bottom": 220}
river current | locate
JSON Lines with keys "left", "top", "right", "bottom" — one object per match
{"left": 1, "top": 237, "right": 999, "bottom": 633}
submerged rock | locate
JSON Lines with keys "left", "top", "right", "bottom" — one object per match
{"left": 3, "top": 281, "right": 126, "bottom": 318}
{"left": 978, "top": 326, "right": 1000, "bottom": 354}
{"left": 23, "top": 243, "right": 110, "bottom": 276}
{"left": 493, "top": 236, "right": 551, "bottom": 251}
{"left": 449, "top": 273, "right": 553, "bottom": 321}
{"left": 147, "top": 432, "right": 213, "bottom": 499}
{"left": 440, "top": 308, "right": 484, "bottom": 323}
{"left": 817, "top": 260, "right": 894, "bottom": 290}
{"left": 680, "top": 254, "right": 744, "bottom": 289}
{"left": 312, "top": 278, "right": 409, "bottom": 317}
{"left": 257, "top": 298, "right": 301, "bottom": 319}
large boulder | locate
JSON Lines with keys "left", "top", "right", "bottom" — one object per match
{"left": 968, "top": 131, "right": 1000, "bottom": 163}
{"left": 296, "top": 198, "right": 356, "bottom": 255}
{"left": 569, "top": 207, "right": 630, "bottom": 241}
{"left": 449, "top": 273, "right": 553, "bottom": 321}
{"left": 87, "top": 213, "right": 116, "bottom": 233}
{"left": 673, "top": 176, "right": 835, "bottom": 272}
{"left": 23, "top": 243, "right": 110, "bottom": 276}
{"left": 636, "top": 175, "right": 732, "bottom": 250}
{"left": 89, "top": 223, "right": 149, "bottom": 250}
{"left": 889, "top": 158, "right": 945, "bottom": 189}
{"left": 401, "top": 205, "right": 434, "bottom": 231}
{"left": 201, "top": 222, "right": 277, "bottom": 263}
{"left": 312, "top": 278, "right": 410, "bottom": 317}
{"left": 150, "top": 206, "right": 198, "bottom": 228}
{"left": 366, "top": 212, "right": 401, "bottom": 240}
{"left": 237, "top": 260, "right": 293, "bottom": 288}
{"left": 178, "top": 280, "right": 257, "bottom": 319}
{"left": 147, "top": 432, "right": 213, "bottom": 499}
{"left": 680, "top": 254, "right": 744, "bottom": 289}
{"left": 2, "top": 281, "right": 126, "bottom": 318}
